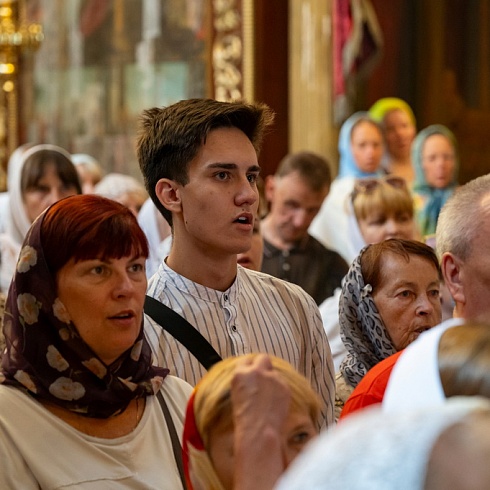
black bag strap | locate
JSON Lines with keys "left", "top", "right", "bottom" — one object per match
{"left": 157, "top": 391, "right": 187, "bottom": 489}
{"left": 144, "top": 295, "right": 222, "bottom": 370}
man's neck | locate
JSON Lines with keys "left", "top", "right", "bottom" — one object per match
{"left": 166, "top": 244, "right": 238, "bottom": 292}
{"left": 261, "top": 215, "right": 292, "bottom": 251}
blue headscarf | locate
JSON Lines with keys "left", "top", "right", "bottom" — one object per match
{"left": 338, "top": 112, "right": 385, "bottom": 178}
{"left": 412, "top": 125, "right": 459, "bottom": 237}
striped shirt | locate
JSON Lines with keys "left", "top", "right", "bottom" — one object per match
{"left": 145, "top": 261, "right": 335, "bottom": 428}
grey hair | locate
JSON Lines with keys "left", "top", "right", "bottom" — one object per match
{"left": 436, "top": 174, "right": 490, "bottom": 261}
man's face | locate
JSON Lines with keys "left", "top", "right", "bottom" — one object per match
{"left": 265, "top": 171, "right": 329, "bottom": 246}
{"left": 176, "top": 127, "right": 260, "bottom": 257}
{"left": 451, "top": 199, "right": 490, "bottom": 322}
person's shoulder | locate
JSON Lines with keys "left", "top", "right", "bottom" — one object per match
{"left": 307, "top": 235, "right": 349, "bottom": 263}
{"left": 341, "top": 352, "right": 403, "bottom": 417}
{"left": 0, "top": 384, "right": 34, "bottom": 414}
{"left": 160, "top": 375, "right": 193, "bottom": 400}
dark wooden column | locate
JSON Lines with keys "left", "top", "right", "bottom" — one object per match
{"left": 253, "top": 0, "right": 289, "bottom": 177}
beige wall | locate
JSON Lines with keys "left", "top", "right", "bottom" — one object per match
{"left": 288, "top": 0, "right": 339, "bottom": 175}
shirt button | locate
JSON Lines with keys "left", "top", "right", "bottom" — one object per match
{"left": 231, "top": 325, "right": 237, "bottom": 332}
{"left": 224, "top": 294, "right": 229, "bottom": 301}
{"left": 282, "top": 263, "right": 291, "bottom": 271}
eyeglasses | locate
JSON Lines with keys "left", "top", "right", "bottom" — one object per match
{"left": 352, "top": 176, "right": 408, "bottom": 200}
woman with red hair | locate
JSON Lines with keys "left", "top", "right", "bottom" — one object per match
{"left": 0, "top": 194, "right": 191, "bottom": 488}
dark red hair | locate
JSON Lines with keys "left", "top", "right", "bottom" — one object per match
{"left": 41, "top": 194, "right": 149, "bottom": 275}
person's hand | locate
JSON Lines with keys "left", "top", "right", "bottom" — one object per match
{"left": 231, "top": 353, "right": 291, "bottom": 432}
{"left": 231, "top": 354, "right": 291, "bottom": 490}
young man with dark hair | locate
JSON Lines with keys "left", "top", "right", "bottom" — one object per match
{"left": 137, "top": 99, "right": 335, "bottom": 427}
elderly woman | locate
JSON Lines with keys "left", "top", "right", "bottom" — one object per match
{"left": 0, "top": 194, "right": 191, "bottom": 488}
{"left": 183, "top": 353, "right": 321, "bottom": 490}
{"left": 0, "top": 144, "right": 82, "bottom": 293}
{"left": 334, "top": 239, "right": 443, "bottom": 419}
{"left": 369, "top": 97, "right": 417, "bottom": 183}
{"left": 319, "top": 177, "right": 419, "bottom": 371}
{"left": 411, "top": 124, "right": 459, "bottom": 238}
{"left": 94, "top": 172, "right": 148, "bottom": 217}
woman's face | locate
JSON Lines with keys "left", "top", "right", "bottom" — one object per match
{"left": 351, "top": 121, "right": 384, "bottom": 174}
{"left": 208, "top": 410, "right": 317, "bottom": 490}
{"left": 383, "top": 109, "right": 416, "bottom": 160}
{"left": 56, "top": 254, "right": 147, "bottom": 365}
{"left": 421, "top": 134, "right": 456, "bottom": 189}
{"left": 358, "top": 210, "right": 416, "bottom": 244}
{"left": 23, "top": 163, "right": 80, "bottom": 222}
{"left": 372, "top": 252, "right": 442, "bottom": 350}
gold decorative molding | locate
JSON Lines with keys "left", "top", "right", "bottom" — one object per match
{"left": 212, "top": 0, "right": 254, "bottom": 102}
{"left": 0, "top": 0, "right": 42, "bottom": 188}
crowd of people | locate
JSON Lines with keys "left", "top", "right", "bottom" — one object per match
{"left": 0, "top": 96, "right": 488, "bottom": 489}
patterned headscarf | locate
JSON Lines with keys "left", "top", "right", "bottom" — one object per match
{"left": 337, "top": 112, "right": 384, "bottom": 179}
{"left": 0, "top": 209, "right": 168, "bottom": 418}
{"left": 339, "top": 245, "right": 397, "bottom": 387}
{"left": 412, "top": 124, "right": 459, "bottom": 237}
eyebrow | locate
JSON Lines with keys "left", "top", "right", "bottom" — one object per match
{"left": 391, "top": 280, "right": 440, "bottom": 290}
{"left": 208, "top": 163, "right": 261, "bottom": 173}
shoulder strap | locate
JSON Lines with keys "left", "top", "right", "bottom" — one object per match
{"left": 156, "top": 391, "right": 187, "bottom": 489}
{"left": 144, "top": 295, "right": 222, "bottom": 370}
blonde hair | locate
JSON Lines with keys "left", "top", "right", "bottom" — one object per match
{"left": 352, "top": 178, "right": 414, "bottom": 222}
{"left": 438, "top": 323, "right": 490, "bottom": 398}
{"left": 193, "top": 353, "right": 321, "bottom": 449}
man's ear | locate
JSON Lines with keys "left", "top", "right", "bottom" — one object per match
{"left": 441, "top": 252, "right": 465, "bottom": 305}
{"left": 264, "top": 175, "right": 276, "bottom": 203}
{"left": 155, "top": 178, "right": 182, "bottom": 214}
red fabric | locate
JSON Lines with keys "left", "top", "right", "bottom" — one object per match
{"left": 339, "top": 350, "right": 404, "bottom": 420}
{"left": 333, "top": 0, "right": 353, "bottom": 101}
{"left": 182, "top": 390, "right": 203, "bottom": 490}
{"left": 80, "top": 0, "right": 111, "bottom": 37}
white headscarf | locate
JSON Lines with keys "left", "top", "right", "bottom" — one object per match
{"left": 382, "top": 317, "right": 464, "bottom": 413}
{"left": 275, "top": 397, "right": 490, "bottom": 490}
{"left": 1, "top": 144, "right": 72, "bottom": 243}
{"left": 0, "top": 144, "right": 73, "bottom": 293}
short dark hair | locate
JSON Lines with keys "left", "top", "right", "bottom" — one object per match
{"left": 275, "top": 151, "right": 331, "bottom": 192}
{"left": 42, "top": 194, "right": 149, "bottom": 276}
{"left": 136, "top": 98, "right": 275, "bottom": 226}
{"left": 361, "top": 239, "right": 442, "bottom": 291}
{"left": 21, "top": 148, "right": 82, "bottom": 195}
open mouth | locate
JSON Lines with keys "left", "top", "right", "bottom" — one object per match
{"left": 109, "top": 312, "right": 135, "bottom": 320}
{"left": 234, "top": 215, "right": 251, "bottom": 225}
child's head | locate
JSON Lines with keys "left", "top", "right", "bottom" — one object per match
{"left": 351, "top": 176, "right": 416, "bottom": 243}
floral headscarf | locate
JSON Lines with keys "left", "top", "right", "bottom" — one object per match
{"left": 339, "top": 246, "right": 397, "bottom": 387}
{"left": 0, "top": 210, "right": 168, "bottom": 418}
{"left": 412, "top": 124, "right": 459, "bottom": 237}
{"left": 337, "top": 112, "right": 385, "bottom": 179}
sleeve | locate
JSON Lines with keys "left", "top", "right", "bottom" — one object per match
{"left": 305, "top": 295, "right": 336, "bottom": 430}
{"left": 319, "top": 288, "right": 347, "bottom": 373}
